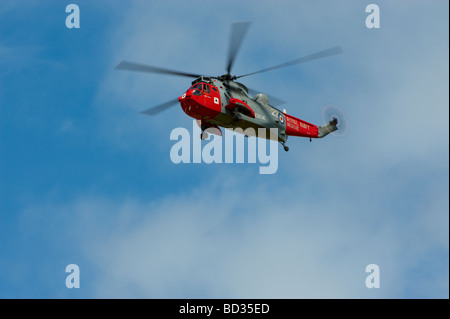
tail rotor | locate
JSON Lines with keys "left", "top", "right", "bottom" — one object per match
{"left": 321, "top": 104, "right": 348, "bottom": 137}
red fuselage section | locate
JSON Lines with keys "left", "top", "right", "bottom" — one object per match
{"left": 179, "top": 82, "right": 221, "bottom": 121}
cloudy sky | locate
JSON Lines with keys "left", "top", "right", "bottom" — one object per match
{"left": 0, "top": 0, "right": 448, "bottom": 298}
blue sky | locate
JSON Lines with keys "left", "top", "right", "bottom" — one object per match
{"left": 0, "top": 0, "right": 448, "bottom": 298}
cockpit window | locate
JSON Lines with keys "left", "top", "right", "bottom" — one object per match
{"left": 187, "top": 83, "right": 199, "bottom": 92}
{"left": 188, "top": 82, "right": 213, "bottom": 95}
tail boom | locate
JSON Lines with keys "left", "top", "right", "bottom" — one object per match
{"left": 284, "top": 113, "right": 319, "bottom": 138}
{"left": 284, "top": 113, "right": 338, "bottom": 139}
{"left": 317, "top": 118, "right": 338, "bottom": 138}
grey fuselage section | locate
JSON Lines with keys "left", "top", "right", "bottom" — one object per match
{"left": 194, "top": 76, "right": 288, "bottom": 142}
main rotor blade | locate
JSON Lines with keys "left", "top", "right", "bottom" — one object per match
{"left": 226, "top": 21, "right": 252, "bottom": 75}
{"left": 236, "top": 46, "right": 343, "bottom": 79}
{"left": 140, "top": 97, "right": 180, "bottom": 116}
{"left": 116, "top": 61, "right": 202, "bottom": 78}
{"left": 247, "top": 87, "right": 287, "bottom": 107}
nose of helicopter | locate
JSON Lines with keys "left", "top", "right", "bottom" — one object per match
{"left": 178, "top": 92, "right": 188, "bottom": 102}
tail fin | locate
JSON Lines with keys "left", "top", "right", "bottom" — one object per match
{"left": 317, "top": 118, "right": 338, "bottom": 138}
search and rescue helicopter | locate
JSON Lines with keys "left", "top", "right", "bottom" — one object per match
{"left": 116, "top": 22, "right": 345, "bottom": 151}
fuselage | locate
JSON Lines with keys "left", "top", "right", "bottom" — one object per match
{"left": 178, "top": 76, "right": 320, "bottom": 143}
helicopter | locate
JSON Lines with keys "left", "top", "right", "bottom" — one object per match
{"left": 116, "top": 22, "right": 345, "bottom": 152}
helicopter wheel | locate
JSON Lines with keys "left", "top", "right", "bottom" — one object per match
{"left": 283, "top": 145, "right": 289, "bottom": 152}
{"left": 200, "top": 131, "right": 209, "bottom": 140}
{"left": 233, "top": 112, "right": 242, "bottom": 122}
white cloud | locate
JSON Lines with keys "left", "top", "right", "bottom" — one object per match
{"left": 77, "top": 0, "right": 449, "bottom": 298}
{"left": 17, "top": 168, "right": 441, "bottom": 298}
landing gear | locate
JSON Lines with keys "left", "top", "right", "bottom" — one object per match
{"left": 281, "top": 142, "right": 289, "bottom": 152}
{"left": 200, "top": 124, "right": 209, "bottom": 140}
{"left": 233, "top": 112, "right": 242, "bottom": 122}
{"left": 200, "top": 131, "right": 209, "bottom": 140}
